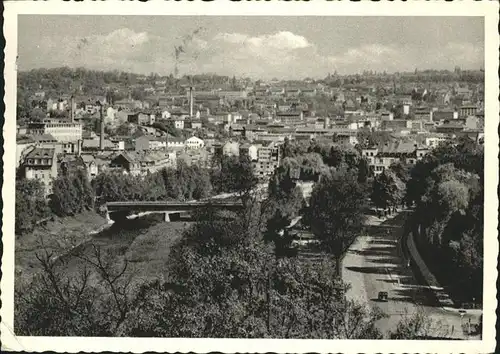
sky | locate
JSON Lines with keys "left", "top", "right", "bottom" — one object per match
{"left": 18, "top": 16, "right": 484, "bottom": 79}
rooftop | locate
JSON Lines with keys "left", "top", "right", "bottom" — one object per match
{"left": 25, "top": 147, "right": 55, "bottom": 159}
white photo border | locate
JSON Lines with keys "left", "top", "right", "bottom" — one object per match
{"left": 2, "top": 1, "right": 498, "bottom": 352}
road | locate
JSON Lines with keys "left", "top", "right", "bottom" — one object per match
{"left": 342, "top": 212, "right": 481, "bottom": 339}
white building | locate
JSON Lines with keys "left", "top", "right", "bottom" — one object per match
{"left": 185, "top": 136, "right": 205, "bottom": 149}
{"left": 222, "top": 141, "right": 240, "bottom": 157}
{"left": 166, "top": 137, "right": 185, "bottom": 149}
{"left": 239, "top": 143, "right": 259, "bottom": 161}
{"left": 173, "top": 117, "right": 185, "bottom": 129}
{"left": 27, "top": 121, "right": 83, "bottom": 143}
{"left": 161, "top": 110, "right": 171, "bottom": 119}
{"left": 105, "top": 107, "right": 117, "bottom": 124}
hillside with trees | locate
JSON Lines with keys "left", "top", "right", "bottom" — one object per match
{"left": 405, "top": 138, "right": 484, "bottom": 304}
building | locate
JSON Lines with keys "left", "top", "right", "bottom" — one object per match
{"left": 82, "top": 138, "right": 124, "bottom": 152}
{"left": 380, "top": 112, "right": 394, "bottom": 121}
{"left": 109, "top": 152, "right": 141, "bottom": 175}
{"left": 413, "top": 107, "right": 433, "bottom": 121}
{"left": 166, "top": 136, "right": 186, "bottom": 149}
{"left": 81, "top": 155, "right": 99, "bottom": 180}
{"left": 253, "top": 143, "right": 280, "bottom": 179}
{"left": 407, "top": 120, "right": 425, "bottom": 131}
{"left": 459, "top": 105, "right": 478, "bottom": 118}
{"left": 210, "top": 113, "right": 232, "bottom": 125}
{"left": 432, "top": 110, "right": 458, "bottom": 122}
{"left": 361, "top": 142, "right": 428, "bottom": 175}
{"left": 177, "top": 149, "right": 208, "bottom": 168}
{"left": 301, "top": 88, "right": 317, "bottom": 97}
{"left": 381, "top": 119, "right": 410, "bottom": 131}
{"left": 239, "top": 143, "right": 259, "bottom": 161}
{"left": 185, "top": 118, "right": 203, "bottom": 130}
{"left": 170, "top": 117, "right": 184, "bottom": 129}
{"left": 254, "top": 132, "right": 289, "bottom": 143}
{"left": 128, "top": 112, "right": 155, "bottom": 126}
{"left": 276, "top": 111, "right": 304, "bottom": 124}
{"left": 27, "top": 121, "right": 83, "bottom": 143}
{"left": 335, "top": 132, "right": 359, "bottom": 146}
{"left": 286, "top": 88, "right": 301, "bottom": 98}
{"left": 435, "top": 123, "right": 465, "bottom": 135}
{"left": 135, "top": 135, "right": 167, "bottom": 152}
{"left": 23, "top": 148, "right": 58, "bottom": 196}
{"left": 222, "top": 141, "right": 240, "bottom": 157}
{"left": 185, "top": 136, "right": 205, "bottom": 149}
{"left": 269, "top": 87, "right": 285, "bottom": 97}
{"left": 217, "top": 90, "right": 248, "bottom": 100}
{"left": 139, "top": 151, "right": 174, "bottom": 174}
{"left": 424, "top": 134, "right": 449, "bottom": 148}
{"left": 16, "top": 138, "right": 36, "bottom": 169}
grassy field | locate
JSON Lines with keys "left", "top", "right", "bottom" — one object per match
{"left": 125, "top": 220, "right": 187, "bottom": 284}
{"left": 15, "top": 211, "right": 109, "bottom": 286}
{"left": 16, "top": 210, "right": 189, "bottom": 293}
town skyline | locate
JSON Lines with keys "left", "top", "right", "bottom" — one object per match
{"left": 18, "top": 16, "right": 484, "bottom": 79}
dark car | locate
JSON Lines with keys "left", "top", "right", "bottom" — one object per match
{"left": 378, "top": 291, "right": 388, "bottom": 302}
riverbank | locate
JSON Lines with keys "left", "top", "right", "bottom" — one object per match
{"left": 15, "top": 211, "right": 109, "bottom": 287}
{"left": 16, "top": 211, "right": 190, "bottom": 293}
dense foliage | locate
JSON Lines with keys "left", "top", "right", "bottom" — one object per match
{"left": 210, "top": 155, "right": 258, "bottom": 196}
{"left": 371, "top": 170, "right": 405, "bottom": 211}
{"left": 16, "top": 201, "right": 384, "bottom": 338}
{"left": 15, "top": 179, "right": 51, "bottom": 234}
{"left": 406, "top": 138, "right": 483, "bottom": 303}
{"left": 93, "top": 163, "right": 213, "bottom": 203}
{"left": 50, "top": 169, "right": 95, "bottom": 216}
{"left": 306, "top": 168, "right": 368, "bottom": 275}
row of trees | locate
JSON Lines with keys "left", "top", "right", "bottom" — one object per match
{"left": 405, "top": 138, "right": 483, "bottom": 303}
{"left": 15, "top": 155, "right": 258, "bottom": 235}
{"left": 93, "top": 163, "right": 213, "bottom": 203}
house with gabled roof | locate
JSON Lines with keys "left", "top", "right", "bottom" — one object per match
{"left": 23, "top": 147, "right": 58, "bottom": 196}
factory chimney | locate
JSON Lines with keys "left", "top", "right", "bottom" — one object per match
{"left": 99, "top": 102, "right": 105, "bottom": 151}
{"left": 189, "top": 86, "right": 194, "bottom": 117}
{"left": 70, "top": 95, "right": 74, "bottom": 123}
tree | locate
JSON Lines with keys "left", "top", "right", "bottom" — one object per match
{"left": 371, "top": 170, "right": 405, "bottom": 211}
{"left": 50, "top": 170, "right": 95, "bottom": 216}
{"left": 389, "top": 310, "right": 433, "bottom": 339}
{"left": 406, "top": 145, "right": 484, "bottom": 304}
{"left": 30, "top": 107, "right": 47, "bottom": 122}
{"left": 357, "top": 157, "right": 371, "bottom": 183}
{"left": 17, "top": 177, "right": 387, "bottom": 339}
{"left": 15, "top": 179, "right": 50, "bottom": 234}
{"left": 263, "top": 166, "right": 306, "bottom": 257}
{"left": 211, "top": 155, "right": 257, "bottom": 198}
{"left": 389, "top": 161, "right": 411, "bottom": 184}
{"left": 120, "top": 208, "right": 384, "bottom": 339}
{"left": 15, "top": 243, "right": 132, "bottom": 336}
{"left": 307, "top": 167, "right": 367, "bottom": 276}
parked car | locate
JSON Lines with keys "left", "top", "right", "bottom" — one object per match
{"left": 378, "top": 291, "right": 388, "bottom": 302}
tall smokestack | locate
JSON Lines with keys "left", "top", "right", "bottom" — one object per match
{"left": 189, "top": 86, "right": 194, "bottom": 118}
{"left": 99, "top": 102, "right": 105, "bottom": 151}
{"left": 70, "top": 95, "right": 74, "bottom": 123}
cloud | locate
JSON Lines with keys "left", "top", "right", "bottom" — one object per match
{"left": 21, "top": 28, "right": 484, "bottom": 79}
{"left": 214, "top": 31, "right": 310, "bottom": 50}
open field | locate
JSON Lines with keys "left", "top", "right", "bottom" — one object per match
{"left": 15, "top": 214, "right": 189, "bottom": 291}
{"left": 15, "top": 211, "right": 108, "bottom": 286}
